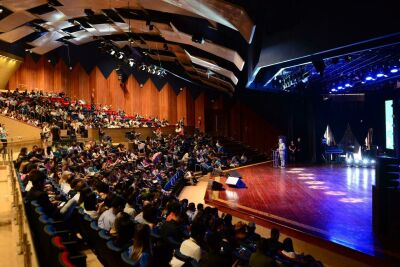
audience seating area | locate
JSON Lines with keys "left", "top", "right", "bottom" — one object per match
{"left": 5, "top": 91, "right": 322, "bottom": 267}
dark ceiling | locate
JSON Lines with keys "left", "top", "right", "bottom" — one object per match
{"left": 0, "top": 0, "right": 399, "bottom": 95}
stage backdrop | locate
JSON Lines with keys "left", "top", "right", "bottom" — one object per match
{"left": 6, "top": 56, "right": 205, "bottom": 131}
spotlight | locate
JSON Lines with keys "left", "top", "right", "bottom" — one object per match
{"left": 371, "top": 159, "right": 376, "bottom": 164}
{"left": 110, "top": 50, "right": 115, "bottom": 55}
{"left": 390, "top": 68, "right": 398, "bottom": 73}
{"left": 128, "top": 59, "right": 135, "bottom": 67}
{"left": 354, "top": 159, "right": 360, "bottom": 165}
{"left": 365, "top": 76, "right": 374, "bottom": 81}
{"left": 376, "top": 73, "right": 384, "bottom": 78}
{"left": 345, "top": 83, "right": 351, "bottom": 88}
{"left": 362, "top": 159, "right": 369, "bottom": 165}
{"left": 48, "top": 59, "right": 51, "bottom": 63}
{"left": 338, "top": 86, "right": 343, "bottom": 90}
{"left": 346, "top": 158, "right": 353, "bottom": 164}
{"left": 118, "top": 52, "right": 124, "bottom": 59}
{"left": 69, "top": 66, "right": 72, "bottom": 70}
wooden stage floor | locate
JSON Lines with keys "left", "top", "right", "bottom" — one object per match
{"left": 204, "top": 162, "right": 400, "bottom": 264}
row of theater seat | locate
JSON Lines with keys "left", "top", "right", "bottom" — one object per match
{"left": 71, "top": 208, "right": 139, "bottom": 267}
{"left": 25, "top": 200, "right": 87, "bottom": 267}
{"left": 163, "top": 169, "right": 185, "bottom": 194}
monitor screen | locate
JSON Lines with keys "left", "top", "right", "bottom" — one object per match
{"left": 385, "top": 100, "right": 394, "bottom": 149}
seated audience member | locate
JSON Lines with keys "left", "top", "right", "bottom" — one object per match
{"left": 25, "top": 170, "right": 59, "bottom": 218}
{"left": 186, "top": 202, "right": 196, "bottom": 222}
{"left": 279, "top": 237, "right": 300, "bottom": 260}
{"left": 129, "top": 224, "right": 151, "bottom": 267}
{"left": 160, "top": 202, "right": 186, "bottom": 245}
{"left": 170, "top": 222, "right": 205, "bottom": 267}
{"left": 83, "top": 192, "right": 99, "bottom": 219}
{"left": 249, "top": 238, "right": 274, "bottom": 267}
{"left": 266, "top": 228, "right": 283, "bottom": 255}
{"left": 244, "top": 222, "right": 261, "bottom": 243}
{"left": 123, "top": 193, "right": 136, "bottom": 217}
{"left": 111, "top": 212, "right": 135, "bottom": 248}
{"left": 98, "top": 196, "right": 125, "bottom": 231}
{"left": 153, "top": 243, "right": 174, "bottom": 267}
{"left": 201, "top": 232, "right": 230, "bottom": 267}
{"left": 15, "top": 147, "right": 28, "bottom": 171}
{"left": 240, "top": 153, "right": 248, "bottom": 165}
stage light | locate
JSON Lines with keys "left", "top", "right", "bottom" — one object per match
{"left": 345, "top": 83, "right": 352, "bottom": 88}
{"left": 110, "top": 50, "right": 115, "bottom": 55}
{"left": 346, "top": 158, "right": 353, "bottom": 164}
{"left": 371, "top": 160, "right": 376, "bottom": 164}
{"left": 331, "top": 89, "right": 337, "bottom": 92}
{"left": 365, "top": 76, "right": 374, "bottom": 81}
{"left": 338, "top": 86, "right": 344, "bottom": 90}
{"left": 118, "top": 52, "right": 124, "bottom": 59}
{"left": 376, "top": 73, "right": 385, "bottom": 78}
{"left": 128, "top": 58, "right": 135, "bottom": 67}
{"left": 362, "top": 159, "right": 369, "bottom": 165}
{"left": 390, "top": 68, "right": 398, "bottom": 73}
{"left": 354, "top": 159, "right": 360, "bottom": 165}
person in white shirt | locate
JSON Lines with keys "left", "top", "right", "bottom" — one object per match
{"left": 278, "top": 137, "right": 287, "bottom": 168}
{"left": 98, "top": 197, "right": 125, "bottom": 231}
{"left": 170, "top": 223, "right": 204, "bottom": 267}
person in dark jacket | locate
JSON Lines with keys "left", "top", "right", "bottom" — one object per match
{"left": 25, "top": 170, "right": 59, "bottom": 218}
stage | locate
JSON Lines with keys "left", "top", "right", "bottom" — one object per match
{"left": 204, "top": 162, "right": 400, "bottom": 265}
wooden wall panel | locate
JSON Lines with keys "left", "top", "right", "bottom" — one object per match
{"left": 186, "top": 91, "right": 195, "bottom": 127}
{"left": 177, "top": 88, "right": 187, "bottom": 123}
{"left": 167, "top": 85, "right": 178, "bottom": 125}
{"left": 195, "top": 92, "right": 205, "bottom": 132}
{"left": 53, "top": 60, "right": 67, "bottom": 93}
{"left": 78, "top": 67, "right": 90, "bottom": 102}
{"left": 6, "top": 56, "right": 205, "bottom": 128}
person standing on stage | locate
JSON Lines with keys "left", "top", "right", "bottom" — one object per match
{"left": 278, "top": 137, "right": 287, "bottom": 168}
{"left": 296, "top": 137, "right": 303, "bottom": 163}
{"left": 288, "top": 141, "right": 296, "bottom": 163}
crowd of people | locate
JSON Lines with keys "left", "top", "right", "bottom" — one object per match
{"left": 5, "top": 88, "right": 322, "bottom": 267}
{"left": 0, "top": 88, "right": 170, "bottom": 130}
{"left": 15, "top": 132, "right": 322, "bottom": 267}
{"left": 15, "top": 140, "right": 321, "bottom": 267}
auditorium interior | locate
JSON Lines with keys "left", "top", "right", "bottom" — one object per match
{"left": 0, "top": 1, "right": 400, "bottom": 267}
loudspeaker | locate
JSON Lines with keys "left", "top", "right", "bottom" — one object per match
{"left": 225, "top": 177, "right": 246, "bottom": 188}
{"left": 210, "top": 181, "right": 224, "bottom": 191}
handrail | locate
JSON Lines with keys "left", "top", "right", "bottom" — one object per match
{"left": 6, "top": 149, "right": 39, "bottom": 267}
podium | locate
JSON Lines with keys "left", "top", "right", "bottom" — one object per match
{"left": 272, "top": 150, "right": 279, "bottom": 167}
